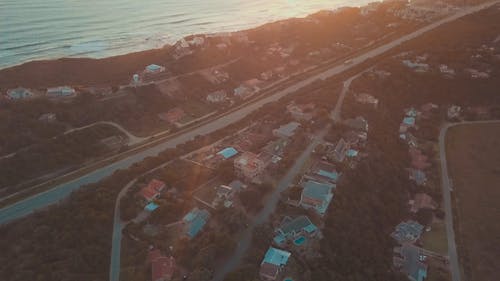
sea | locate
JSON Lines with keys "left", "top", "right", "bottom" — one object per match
{"left": 0, "top": 0, "right": 374, "bottom": 69}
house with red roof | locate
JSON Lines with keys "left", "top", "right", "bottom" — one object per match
{"left": 234, "top": 152, "right": 267, "bottom": 180}
{"left": 149, "top": 249, "right": 176, "bottom": 281}
{"left": 139, "top": 179, "right": 166, "bottom": 202}
{"left": 409, "top": 148, "right": 430, "bottom": 170}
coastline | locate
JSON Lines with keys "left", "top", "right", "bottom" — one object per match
{"left": 0, "top": 4, "right": 371, "bottom": 90}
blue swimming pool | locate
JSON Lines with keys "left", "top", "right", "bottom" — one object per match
{"left": 294, "top": 236, "right": 306, "bottom": 246}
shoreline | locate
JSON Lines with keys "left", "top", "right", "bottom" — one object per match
{"left": 0, "top": 2, "right": 375, "bottom": 72}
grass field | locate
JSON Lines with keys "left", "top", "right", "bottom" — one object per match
{"left": 422, "top": 219, "right": 448, "bottom": 255}
{"left": 446, "top": 122, "right": 500, "bottom": 281}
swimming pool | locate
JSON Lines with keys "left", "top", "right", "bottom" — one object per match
{"left": 294, "top": 236, "right": 306, "bottom": 246}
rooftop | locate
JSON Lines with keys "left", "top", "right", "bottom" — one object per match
{"left": 217, "top": 147, "right": 238, "bottom": 159}
{"left": 274, "top": 122, "right": 301, "bottom": 138}
{"left": 262, "top": 247, "right": 291, "bottom": 267}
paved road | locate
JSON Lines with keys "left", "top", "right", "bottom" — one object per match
{"left": 109, "top": 179, "right": 137, "bottom": 281}
{"left": 1, "top": 1, "right": 497, "bottom": 226}
{"left": 438, "top": 120, "right": 500, "bottom": 281}
{"left": 331, "top": 71, "right": 366, "bottom": 122}
{"left": 64, "top": 121, "right": 146, "bottom": 145}
{"left": 211, "top": 128, "right": 329, "bottom": 281}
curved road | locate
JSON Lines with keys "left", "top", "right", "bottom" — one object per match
{"left": 439, "top": 120, "right": 500, "bottom": 281}
{"left": 0, "top": 1, "right": 498, "bottom": 225}
{"left": 64, "top": 121, "right": 147, "bottom": 145}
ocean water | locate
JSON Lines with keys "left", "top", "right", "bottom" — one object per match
{"left": 0, "top": 0, "right": 373, "bottom": 69}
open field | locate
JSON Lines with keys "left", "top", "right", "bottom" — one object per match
{"left": 446, "top": 122, "right": 500, "bottom": 281}
{"left": 422, "top": 218, "right": 448, "bottom": 255}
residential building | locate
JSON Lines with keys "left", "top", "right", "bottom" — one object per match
{"left": 409, "top": 148, "right": 430, "bottom": 170}
{"left": 402, "top": 60, "right": 429, "bottom": 72}
{"left": 393, "top": 244, "right": 428, "bottom": 281}
{"left": 343, "top": 130, "right": 367, "bottom": 146}
{"left": 149, "top": 249, "right": 176, "bottom": 281}
{"left": 233, "top": 85, "right": 255, "bottom": 100}
{"left": 234, "top": 152, "right": 266, "bottom": 180}
{"left": 139, "top": 179, "right": 166, "bottom": 202}
{"left": 38, "top": 113, "right": 56, "bottom": 123}
{"left": 355, "top": 93, "right": 379, "bottom": 108}
{"left": 206, "top": 90, "right": 227, "bottom": 103}
{"left": 259, "top": 247, "right": 291, "bottom": 281}
{"left": 273, "top": 122, "right": 301, "bottom": 139}
{"left": 409, "top": 168, "right": 427, "bottom": 186}
{"left": 6, "top": 87, "right": 34, "bottom": 100}
{"left": 46, "top": 86, "right": 76, "bottom": 98}
{"left": 409, "top": 193, "right": 436, "bottom": 213}
{"left": 145, "top": 64, "right": 166, "bottom": 74}
{"left": 391, "top": 220, "right": 424, "bottom": 244}
{"left": 273, "top": 216, "right": 318, "bottom": 245}
{"left": 286, "top": 102, "right": 316, "bottom": 121}
{"left": 306, "top": 161, "right": 340, "bottom": 184}
{"left": 447, "top": 105, "right": 462, "bottom": 120}
{"left": 158, "top": 108, "right": 185, "bottom": 124}
{"left": 182, "top": 208, "right": 210, "bottom": 239}
{"left": 344, "top": 116, "right": 369, "bottom": 132}
{"left": 332, "top": 138, "right": 349, "bottom": 162}
{"left": 300, "top": 180, "right": 335, "bottom": 216}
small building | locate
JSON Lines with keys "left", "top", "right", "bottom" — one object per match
{"left": 402, "top": 60, "right": 429, "bottom": 72}
{"left": 158, "top": 108, "right": 185, "bottom": 124}
{"left": 447, "top": 105, "right": 462, "bottom": 120}
{"left": 409, "top": 168, "right": 427, "bottom": 186}
{"left": 409, "top": 148, "right": 430, "bottom": 170}
{"left": 332, "top": 138, "right": 349, "bottom": 163}
{"left": 259, "top": 247, "right": 291, "bottom": 281}
{"left": 300, "top": 180, "right": 335, "bottom": 216}
{"left": 46, "top": 86, "right": 76, "bottom": 98}
{"left": 273, "top": 122, "right": 301, "bottom": 139}
{"left": 38, "top": 113, "right": 57, "bottom": 123}
{"left": 6, "top": 87, "right": 34, "bottom": 100}
{"left": 393, "top": 244, "right": 428, "bottom": 281}
{"left": 139, "top": 179, "right": 166, "bottom": 202}
{"left": 355, "top": 93, "right": 379, "bottom": 108}
{"left": 217, "top": 147, "right": 238, "bottom": 160}
{"left": 409, "top": 193, "right": 436, "bottom": 213}
{"left": 206, "top": 90, "right": 227, "bottom": 103}
{"left": 233, "top": 85, "right": 255, "bottom": 100}
{"left": 234, "top": 152, "right": 266, "bottom": 180}
{"left": 145, "top": 64, "right": 166, "bottom": 74}
{"left": 344, "top": 116, "right": 369, "bottom": 132}
{"left": 307, "top": 161, "right": 341, "bottom": 184}
{"left": 149, "top": 249, "right": 176, "bottom": 281}
{"left": 286, "top": 102, "right": 316, "bottom": 121}
{"left": 273, "top": 215, "right": 318, "bottom": 245}
{"left": 182, "top": 208, "right": 210, "bottom": 239}
{"left": 391, "top": 220, "right": 424, "bottom": 244}
{"left": 403, "top": 117, "right": 416, "bottom": 127}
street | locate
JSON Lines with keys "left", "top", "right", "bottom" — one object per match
{"left": 0, "top": 1, "right": 498, "bottom": 226}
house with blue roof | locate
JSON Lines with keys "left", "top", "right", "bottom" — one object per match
{"left": 306, "top": 161, "right": 341, "bottom": 184}
{"left": 182, "top": 208, "right": 210, "bottom": 239}
{"left": 394, "top": 244, "right": 428, "bottom": 281}
{"left": 300, "top": 180, "right": 335, "bottom": 216}
{"left": 145, "top": 64, "right": 165, "bottom": 74}
{"left": 273, "top": 216, "right": 318, "bottom": 246}
{"left": 391, "top": 220, "right": 424, "bottom": 244}
{"left": 259, "top": 247, "right": 291, "bottom": 281}
{"left": 6, "top": 88, "right": 34, "bottom": 100}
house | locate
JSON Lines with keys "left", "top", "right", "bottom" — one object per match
{"left": 214, "top": 185, "right": 236, "bottom": 208}
{"left": 393, "top": 244, "right": 428, "bottom": 281}
{"left": 145, "top": 64, "right": 166, "bottom": 74}
{"left": 188, "top": 36, "right": 205, "bottom": 47}
{"left": 182, "top": 208, "right": 210, "bottom": 239}
{"left": 149, "top": 249, "right": 176, "bottom": 281}
{"left": 391, "top": 220, "right": 424, "bottom": 244}
{"left": 139, "top": 179, "right": 166, "bottom": 202}
{"left": 402, "top": 60, "right": 429, "bottom": 72}
{"left": 447, "top": 105, "right": 462, "bottom": 120}
{"left": 6, "top": 87, "right": 34, "bottom": 100}
{"left": 262, "top": 138, "right": 289, "bottom": 157}
{"left": 439, "top": 64, "right": 455, "bottom": 76}
{"left": 409, "top": 193, "right": 436, "bottom": 213}
{"left": 38, "top": 113, "right": 56, "bottom": 123}
{"left": 234, "top": 152, "right": 267, "bottom": 180}
{"left": 46, "top": 86, "right": 76, "bottom": 98}
{"left": 344, "top": 116, "right": 369, "bottom": 132}
{"left": 273, "top": 122, "right": 301, "bottom": 139}
{"left": 206, "top": 90, "right": 227, "bottom": 103}
{"left": 409, "top": 168, "right": 427, "bottom": 186}
{"left": 300, "top": 180, "right": 335, "bottom": 216}
{"left": 286, "top": 102, "right": 315, "bottom": 121}
{"left": 233, "top": 85, "right": 255, "bottom": 100}
{"left": 331, "top": 138, "right": 349, "bottom": 162}
{"left": 158, "top": 108, "right": 185, "bottom": 124}
{"left": 343, "top": 131, "right": 368, "bottom": 146}
{"left": 403, "top": 117, "right": 416, "bottom": 127}
{"left": 217, "top": 147, "right": 238, "bottom": 160}
{"left": 273, "top": 216, "right": 318, "bottom": 245}
{"left": 259, "top": 247, "right": 291, "bottom": 281}
{"left": 307, "top": 161, "right": 341, "bottom": 184}
{"left": 355, "top": 93, "right": 379, "bottom": 108}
